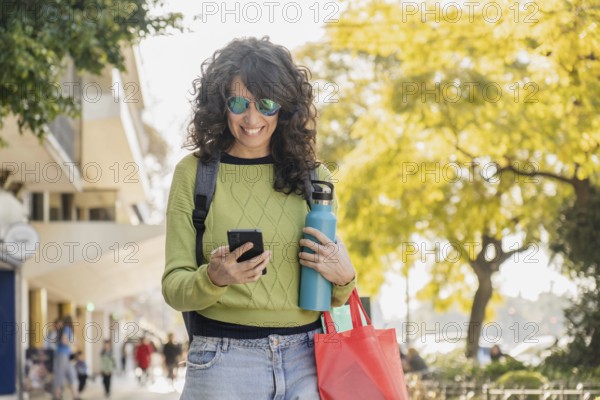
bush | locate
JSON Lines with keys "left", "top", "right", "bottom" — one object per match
{"left": 541, "top": 350, "right": 600, "bottom": 384}
{"left": 482, "top": 357, "right": 527, "bottom": 381}
{"left": 429, "top": 349, "right": 481, "bottom": 382}
{"left": 496, "top": 370, "right": 548, "bottom": 388}
{"left": 429, "top": 350, "right": 532, "bottom": 384}
{"left": 495, "top": 371, "right": 548, "bottom": 400}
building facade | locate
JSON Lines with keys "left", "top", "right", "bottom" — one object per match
{"left": 0, "top": 46, "right": 167, "bottom": 398}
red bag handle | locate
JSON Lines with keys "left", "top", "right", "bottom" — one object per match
{"left": 322, "top": 309, "right": 337, "bottom": 334}
{"left": 323, "top": 288, "right": 371, "bottom": 334}
{"left": 349, "top": 288, "right": 371, "bottom": 327}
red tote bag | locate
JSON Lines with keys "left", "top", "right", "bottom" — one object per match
{"left": 315, "top": 289, "right": 409, "bottom": 400}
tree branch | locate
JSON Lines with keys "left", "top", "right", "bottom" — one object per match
{"left": 500, "top": 163, "right": 575, "bottom": 186}
{"left": 474, "top": 234, "right": 533, "bottom": 273}
{"left": 493, "top": 244, "right": 531, "bottom": 271}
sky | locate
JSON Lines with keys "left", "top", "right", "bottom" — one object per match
{"left": 378, "top": 245, "right": 577, "bottom": 321}
{"left": 137, "top": 0, "right": 578, "bottom": 323}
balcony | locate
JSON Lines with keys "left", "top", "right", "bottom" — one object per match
{"left": 24, "top": 221, "right": 166, "bottom": 304}
{"left": 48, "top": 115, "right": 80, "bottom": 163}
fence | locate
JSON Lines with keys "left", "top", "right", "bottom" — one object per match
{"left": 485, "top": 387, "right": 600, "bottom": 400}
{"left": 406, "top": 381, "right": 600, "bottom": 400}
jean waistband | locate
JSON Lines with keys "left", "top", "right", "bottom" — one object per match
{"left": 189, "top": 313, "right": 323, "bottom": 339}
{"left": 192, "top": 328, "right": 321, "bottom": 350}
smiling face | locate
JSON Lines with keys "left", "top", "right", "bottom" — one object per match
{"left": 225, "top": 76, "right": 279, "bottom": 158}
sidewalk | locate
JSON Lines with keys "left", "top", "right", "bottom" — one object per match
{"left": 27, "top": 368, "right": 184, "bottom": 400}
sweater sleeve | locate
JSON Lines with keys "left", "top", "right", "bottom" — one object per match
{"left": 332, "top": 277, "right": 356, "bottom": 307}
{"left": 317, "top": 164, "right": 357, "bottom": 307}
{"left": 161, "top": 155, "right": 227, "bottom": 311}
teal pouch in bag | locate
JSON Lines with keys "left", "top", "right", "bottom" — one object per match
{"left": 321, "top": 303, "right": 368, "bottom": 333}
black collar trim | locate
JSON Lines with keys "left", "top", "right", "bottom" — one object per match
{"left": 220, "top": 152, "right": 274, "bottom": 165}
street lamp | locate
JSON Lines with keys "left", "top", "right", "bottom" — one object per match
{"left": 405, "top": 265, "right": 410, "bottom": 347}
{"left": 0, "top": 189, "right": 39, "bottom": 400}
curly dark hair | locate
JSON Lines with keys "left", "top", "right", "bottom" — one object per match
{"left": 185, "top": 36, "right": 319, "bottom": 197}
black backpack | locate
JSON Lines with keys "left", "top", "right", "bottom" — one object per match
{"left": 183, "top": 154, "right": 318, "bottom": 342}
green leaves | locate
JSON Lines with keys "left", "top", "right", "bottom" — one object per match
{"left": 0, "top": 0, "right": 182, "bottom": 143}
{"left": 298, "top": 0, "right": 599, "bottom": 326}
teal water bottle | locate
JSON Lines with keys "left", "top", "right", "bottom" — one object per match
{"left": 299, "top": 180, "right": 336, "bottom": 311}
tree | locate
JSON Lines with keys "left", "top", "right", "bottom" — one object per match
{"left": 297, "top": 0, "right": 599, "bottom": 358}
{"left": 547, "top": 186, "right": 600, "bottom": 367}
{"left": 0, "top": 0, "right": 181, "bottom": 145}
{"left": 294, "top": 45, "right": 376, "bottom": 162}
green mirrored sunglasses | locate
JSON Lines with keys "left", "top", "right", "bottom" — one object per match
{"left": 226, "top": 96, "right": 281, "bottom": 116}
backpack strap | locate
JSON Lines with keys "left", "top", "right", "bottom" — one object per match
{"left": 183, "top": 154, "right": 220, "bottom": 343}
{"left": 305, "top": 168, "right": 318, "bottom": 208}
{"left": 192, "top": 155, "right": 219, "bottom": 265}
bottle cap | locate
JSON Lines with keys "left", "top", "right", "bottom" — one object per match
{"left": 311, "top": 180, "right": 334, "bottom": 201}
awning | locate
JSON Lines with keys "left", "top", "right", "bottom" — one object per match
{"left": 24, "top": 222, "right": 166, "bottom": 305}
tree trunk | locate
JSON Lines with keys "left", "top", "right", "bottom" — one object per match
{"left": 573, "top": 178, "right": 591, "bottom": 209}
{"left": 465, "top": 262, "right": 493, "bottom": 359}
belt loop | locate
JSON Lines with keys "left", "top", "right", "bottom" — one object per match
{"left": 307, "top": 330, "right": 316, "bottom": 348}
{"left": 221, "top": 337, "right": 229, "bottom": 353}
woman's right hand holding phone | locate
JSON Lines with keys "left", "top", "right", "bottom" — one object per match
{"left": 206, "top": 243, "right": 270, "bottom": 287}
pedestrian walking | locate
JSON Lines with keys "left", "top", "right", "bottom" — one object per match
{"left": 162, "top": 36, "right": 357, "bottom": 399}
{"left": 162, "top": 333, "right": 181, "bottom": 384}
{"left": 100, "top": 340, "right": 116, "bottom": 399}
{"left": 73, "top": 351, "right": 88, "bottom": 394}
{"left": 52, "top": 315, "right": 79, "bottom": 400}
{"left": 134, "top": 336, "right": 153, "bottom": 385}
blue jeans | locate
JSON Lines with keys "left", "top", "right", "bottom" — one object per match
{"left": 181, "top": 329, "right": 321, "bottom": 400}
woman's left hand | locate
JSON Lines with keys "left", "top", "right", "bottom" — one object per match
{"left": 298, "top": 227, "right": 356, "bottom": 286}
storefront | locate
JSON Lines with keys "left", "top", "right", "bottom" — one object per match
{"left": 0, "top": 190, "right": 37, "bottom": 399}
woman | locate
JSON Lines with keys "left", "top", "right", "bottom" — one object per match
{"left": 52, "top": 315, "right": 79, "bottom": 400}
{"left": 100, "top": 340, "right": 116, "bottom": 398}
{"left": 162, "top": 37, "right": 356, "bottom": 399}
{"left": 134, "top": 336, "right": 153, "bottom": 385}
{"left": 490, "top": 344, "right": 506, "bottom": 362}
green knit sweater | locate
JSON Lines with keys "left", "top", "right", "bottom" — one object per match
{"left": 162, "top": 153, "right": 356, "bottom": 327}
